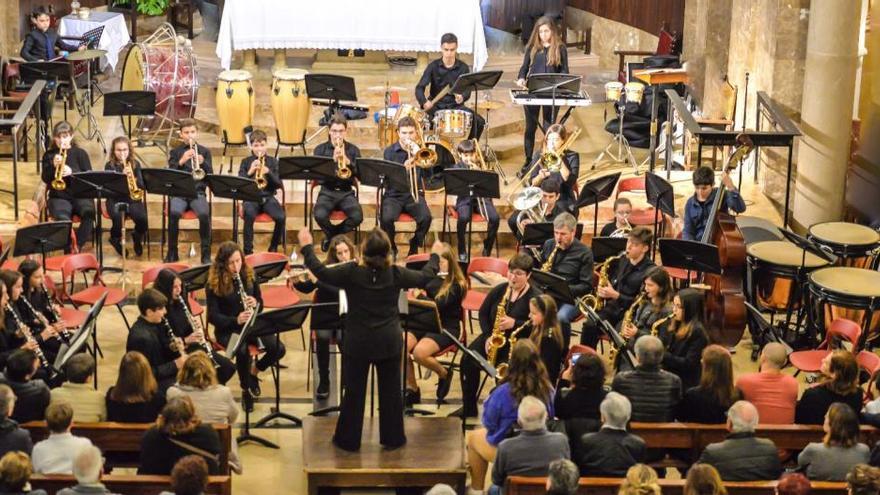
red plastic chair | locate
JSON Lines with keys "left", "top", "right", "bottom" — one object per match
{"left": 140, "top": 262, "right": 204, "bottom": 317}
{"left": 615, "top": 177, "right": 656, "bottom": 226}
{"left": 462, "top": 257, "right": 509, "bottom": 335}
{"left": 309, "top": 181, "right": 360, "bottom": 245}
{"left": 859, "top": 351, "right": 880, "bottom": 404}
{"left": 789, "top": 318, "right": 862, "bottom": 376}
{"left": 42, "top": 276, "right": 87, "bottom": 330}
{"left": 237, "top": 185, "right": 287, "bottom": 252}
{"left": 44, "top": 214, "right": 81, "bottom": 274}
{"left": 58, "top": 253, "right": 130, "bottom": 330}
{"left": 443, "top": 204, "right": 497, "bottom": 258}
{"left": 245, "top": 252, "right": 303, "bottom": 348}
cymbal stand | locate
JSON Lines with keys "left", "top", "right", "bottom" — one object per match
{"left": 476, "top": 94, "right": 507, "bottom": 185}
{"left": 73, "top": 59, "right": 105, "bottom": 153}
{"left": 590, "top": 91, "right": 637, "bottom": 172}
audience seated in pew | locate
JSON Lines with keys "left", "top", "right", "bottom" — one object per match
{"left": 56, "top": 445, "right": 120, "bottom": 495}
{"left": 776, "top": 472, "right": 812, "bottom": 495}
{"left": 846, "top": 464, "right": 880, "bottom": 495}
{"left": 554, "top": 353, "right": 607, "bottom": 458}
{"left": 0, "top": 386, "right": 31, "bottom": 459}
{"left": 683, "top": 463, "right": 725, "bottom": 495}
{"left": 677, "top": 345, "right": 739, "bottom": 424}
{"left": 697, "top": 400, "right": 783, "bottom": 481}
{"left": 577, "top": 392, "right": 644, "bottom": 477}
{"left": 0, "top": 451, "right": 45, "bottom": 495}
{"left": 50, "top": 355, "right": 106, "bottom": 423}
{"left": 139, "top": 396, "right": 222, "bottom": 476}
{"left": 796, "top": 351, "right": 863, "bottom": 425}
{"left": 31, "top": 402, "right": 92, "bottom": 475}
{"left": 1, "top": 351, "right": 49, "bottom": 424}
{"left": 106, "top": 352, "right": 166, "bottom": 424}
{"left": 736, "top": 343, "right": 798, "bottom": 425}
{"left": 612, "top": 336, "right": 682, "bottom": 423}
{"left": 546, "top": 459, "right": 579, "bottom": 495}
{"left": 798, "top": 403, "right": 870, "bottom": 481}
{"left": 619, "top": 464, "right": 661, "bottom": 495}
{"left": 159, "top": 455, "right": 210, "bottom": 495}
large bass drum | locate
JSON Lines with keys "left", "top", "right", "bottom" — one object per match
{"left": 120, "top": 23, "right": 198, "bottom": 147}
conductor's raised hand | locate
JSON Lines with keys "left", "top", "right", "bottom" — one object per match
{"left": 297, "top": 227, "right": 313, "bottom": 248}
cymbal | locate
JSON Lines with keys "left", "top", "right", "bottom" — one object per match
{"left": 477, "top": 100, "right": 505, "bottom": 111}
{"left": 365, "top": 85, "right": 407, "bottom": 93}
{"left": 66, "top": 49, "right": 107, "bottom": 61}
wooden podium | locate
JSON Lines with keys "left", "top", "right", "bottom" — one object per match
{"left": 633, "top": 68, "right": 689, "bottom": 171}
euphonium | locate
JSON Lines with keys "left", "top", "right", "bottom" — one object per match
{"left": 577, "top": 253, "right": 625, "bottom": 311}
{"left": 334, "top": 137, "right": 352, "bottom": 179}
{"left": 190, "top": 140, "right": 205, "bottom": 181}
{"left": 610, "top": 291, "right": 645, "bottom": 364}
{"left": 486, "top": 287, "right": 510, "bottom": 372}
{"left": 124, "top": 159, "right": 144, "bottom": 201}
{"left": 51, "top": 149, "right": 68, "bottom": 191}
{"left": 254, "top": 154, "right": 268, "bottom": 190}
{"left": 609, "top": 215, "right": 632, "bottom": 238}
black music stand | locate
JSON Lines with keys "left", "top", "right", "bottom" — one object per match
{"left": 20, "top": 62, "right": 72, "bottom": 139}
{"left": 443, "top": 168, "right": 500, "bottom": 260}
{"left": 530, "top": 270, "right": 576, "bottom": 306}
{"left": 178, "top": 263, "right": 211, "bottom": 292}
{"left": 399, "top": 298, "right": 446, "bottom": 415}
{"left": 744, "top": 302, "right": 794, "bottom": 357}
{"left": 203, "top": 175, "right": 262, "bottom": 243}
{"left": 304, "top": 74, "right": 357, "bottom": 130}
{"left": 66, "top": 171, "right": 128, "bottom": 270}
{"left": 526, "top": 73, "right": 583, "bottom": 123}
{"left": 356, "top": 158, "right": 410, "bottom": 217}
{"left": 577, "top": 173, "right": 621, "bottom": 236}
{"left": 451, "top": 70, "right": 503, "bottom": 128}
{"left": 278, "top": 156, "right": 337, "bottom": 232}
{"left": 645, "top": 173, "right": 675, "bottom": 258}
{"left": 657, "top": 239, "right": 721, "bottom": 286}
{"left": 13, "top": 221, "right": 71, "bottom": 271}
{"left": 103, "top": 91, "right": 156, "bottom": 142}
{"left": 59, "top": 290, "right": 107, "bottom": 388}
{"left": 581, "top": 303, "right": 636, "bottom": 368}
{"left": 141, "top": 168, "right": 197, "bottom": 260}
{"left": 251, "top": 260, "right": 287, "bottom": 285}
{"left": 591, "top": 237, "right": 628, "bottom": 263}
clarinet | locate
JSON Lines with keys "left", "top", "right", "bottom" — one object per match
{"left": 20, "top": 293, "right": 69, "bottom": 344}
{"left": 233, "top": 272, "right": 262, "bottom": 348}
{"left": 178, "top": 294, "right": 219, "bottom": 368}
{"left": 40, "top": 285, "right": 63, "bottom": 324}
{"left": 162, "top": 317, "right": 183, "bottom": 358}
{"left": 6, "top": 303, "right": 50, "bottom": 370}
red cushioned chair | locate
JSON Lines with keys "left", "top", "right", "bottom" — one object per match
{"left": 43, "top": 276, "right": 87, "bottom": 330}
{"left": 44, "top": 214, "right": 82, "bottom": 274}
{"left": 462, "top": 257, "right": 509, "bottom": 336}
{"left": 245, "top": 252, "right": 303, "bottom": 348}
{"left": 58, "top": 253, "right": 131, "bottom": 330}
{"left": 309, "top": 181, "right": 360, "bottom": 245}
{"left": 790, "top": 318, "right": 862, "bottom": 377}
{"left": 615, "top": 177, "right": 657, "bottom": 226}
{"left": 860, "top": 350, "right": 880, "bottom": 404}
{"left": 237, "top": 185, "right": 287, "bottom": 253}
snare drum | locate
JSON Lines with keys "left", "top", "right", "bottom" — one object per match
{"left": 216, "top": 70, "right": 255, "bottom": 145}
{"left": 433, "top": 109, "right": 472, "bottom": 140}
{"left": 808, "top": 267, "right": 880, "bottom": 344}
{"left": 625, "top": 82, "right": 645, "bottom": 104}
{"left": 271, "top": 68, "right": 310, "bottom": 145}
{"left": 394, "top": 104, "right": 428, "bottom": 130}
{"left": 808, "top": 222, "right": 880, "bottom": 269}
{"left": 746, "top": 240, "right": 829, "bottom": 311}
{"left": 604, "top": 82, "right": 623, "bottom": 101}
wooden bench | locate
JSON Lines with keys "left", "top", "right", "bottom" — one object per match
{"left": 505, "top": 476, "right": 848, "bottom": 495}
{"left": 30, "top": 473, "right": 231, "bottom": 495}
{"left": 21, "top": 422, "right": 232, "bottom": 475}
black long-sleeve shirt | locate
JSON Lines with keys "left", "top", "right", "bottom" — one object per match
{"left": 294, "top": 277, "right": 342, "bottom": 331}
{"left": 238, "top": 155, "right": 282, "bottom": 200}
{"left": 104, "top": 160, "right": 145, "bottom": 203}
{"left": 168, "top": 143, "right": 214, "bottom": 194}
{"left": 477, "top": 282, "right": 537, "bottom": 337}
{"left": 20, "top": 29, "right": 79, "bottom": 62}
{"left": 661, "top": 323, "right": 709, "bottom": 390}
{"left": 415, "top": 58, "right": 472, "bottom": 110}
{"left": 518, "top": 46, "right": 569, "bottom": 80}
{"left": 165, "top": 296, "right": 197, "bottom": 340}
{"left": 528, "top": 150, "right": 580, "bottom": 204}
{"left": 313, "top": 140, "right": 361, "bottom": 193}
{"left": 418, "top": 257, "right": 464, "bottom": 333}
{"left": 382, "top": 142, "right": 423, "bottom": 200}
{"left": 539, "top": 239, "right": 594, "bottom": 298}
{"left": 206, "top": 275, "right": 263, "bottom": 340}
{"left": 41, "top": 146, "right": 92, "bottom": 201}
{"left": 126, "top": 316, "right": 180, "bottom": 384}
{"left": 601, "top": 255, "right": 655, "bottom": 319}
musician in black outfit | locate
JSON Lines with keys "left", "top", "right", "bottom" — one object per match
{"left": 296, "top": 227, "right": 436, "bottom": 452}
{"left": 516, "top": 16, "right": 569, "bottom": 177}
{"left": 451, "top": 140, "right": 499, "bottom": 260}
{"left": 41, "top": 122, "right": 94, "bottom": 252}
{"left": 238, "top": 130, "right": 286, "bottom": 255}
{"left": 527, "top": 124, "right": 580, "bottom": 206}
{"left": 152, "top": 269, "right": 235, "bottom": 385}
{"left": 105, "top": 136, "right": 148, "bottom": 257}
{"left": 17, "top": 260, "right": 69, "bottom": 341}
{"left": 600, "top": 198, "right": 633, "bottom": 237}
{"left": 206, "top": 241, "right": 285, "bottom": 410}
{"left": 166, "top": 119, "right": 213, "bottom": 264}
{"left": 579, "top": 226, "right": 655, "bottom": 348}
{"left": 380, "top": 117, "right": 432, "bottom": 258}
{"left": 617, "top": 266, "right": 674, "bottom": 372}
{"left": 126, "top": 289, "right": 186, "bottom": 392}
{"left": 292, "top": 235, "right": 357, "bottom": 400}
{"left": 8, "top": 263, "right": 62, "bottom": 365}
{"left": 0, "top": 270, "right": 58, "bottom": 376}
{"left": 507, "top": 178, "right": 569, "bottom": 244}
{"left": 312, "top": 114, "right": 363, "bottom": 252}
{"left": 20, "top": 7, "right": 84, "bottom": 61}
{"left": 415, "top": 32, "right": 485, "bottom": 140}
{"left": 538, "top": 213, "right": 593, "bottom": 343}
{"left": 450, "top": 253, "right": 538, "bottom": 419}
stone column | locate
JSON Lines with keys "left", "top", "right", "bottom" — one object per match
{"left": 791, "top": 0, "right": 861, "bottom": 230}
{"left": 682, "top": 0, "right": 733, "bottom": 119}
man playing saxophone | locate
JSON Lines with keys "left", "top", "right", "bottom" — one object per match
{"left": 166, "top": 119, "right": 213, "bottom": 264}
{"left": 104, "top": 136, "right": 148, "bottom": 257}
{"left": 579, "top": 226, "right": 655, "bottom": 348}
{"left": 313, "top": 114, "right": 363, "bottom": 252}
{"left": 450, "top": 253, "right": 537, "bottom": 419}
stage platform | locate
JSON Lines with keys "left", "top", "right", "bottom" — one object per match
{"left": 302, "top": 416, "right": 466, "bottom": 495}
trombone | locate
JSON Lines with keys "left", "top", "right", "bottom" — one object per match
{"left": 507, "top": 127, "right": 581, "bottom": 201}
{"left": 404, "top": 138, "right": 422, "bottom": 202}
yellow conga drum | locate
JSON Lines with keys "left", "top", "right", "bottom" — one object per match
{"left": 216, "top": 70, "right": 255, "bottom": 145}
{"left": 271, "top": 68, "right": 310, "bottom": 145}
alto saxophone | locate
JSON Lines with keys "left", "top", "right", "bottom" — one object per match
{"left": 51, "top": 149, "right": 68, "bottom": 191}
{"left": 540, "top": 244, "right": 560, "bottom": 272}
{"left": 334, "top": 137, "right": 352, "bottom": 179}
{"left": 577, "top": 253, "right": 624, "bottom": 311}
{"left": 486, "top": 287, "right": 510, "bottom": 371}
{"left": 651, "top": 312, "right": 675, "bottom": 337}
{"left": 254, "top": 155, "right": 268, "bottom": 190}
{"left": 496, "top": 321, "right": 532, "bottom": 380}
{"left": 124, "top": 159, "right": 144, "bottom": 201}
{"left": 609, "top": 291, "right": 645, "bottom": 365}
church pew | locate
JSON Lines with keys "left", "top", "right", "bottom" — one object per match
{"left": 30, "top": 473, "right": 232, "bottom": 495}
{"left": 504, "top": 476, "right": 848, "bottom": 495}
{"left": 21, "top": 422, "right": 232, "bottom": 475}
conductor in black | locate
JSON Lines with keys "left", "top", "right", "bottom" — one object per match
{"left": 297, "top": 227, "right": 437, "bottom": 452}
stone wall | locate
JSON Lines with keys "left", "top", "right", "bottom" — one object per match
{"left": 565, "top": 7, "right": 658, "bottom": 71}
{"left": 1, "top": 3, "right": 22, "bottom": 60}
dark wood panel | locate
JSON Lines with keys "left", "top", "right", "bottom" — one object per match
{"left": 567, "top": 0, "right": 685, "bottom": 36}
{"left": 481, "top": 0, "right": 566, "bottom": 33}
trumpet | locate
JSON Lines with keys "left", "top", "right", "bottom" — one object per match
{"left": 124, "top": 159, "right": 144, "bottom": 201}
{"left": 254, "top": 154, "right": 268, "bottom": 190}
{"left": 178, "top": 294, "right": 218, "bottom": 367}
{"left": 6, "top": 303, "right": 49, "bottom": 370}
{"left": 334, "top": 137, "right": 352, "bottom": 179}
{"left": 52, "top": 149, "right": 68, "bottom": 191}
{"left": 190, "top": 140, "right": 205, "bottom": 181}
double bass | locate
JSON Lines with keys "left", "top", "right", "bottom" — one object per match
{"left": 701, "top": 134, "right": 753, "bottom": 347}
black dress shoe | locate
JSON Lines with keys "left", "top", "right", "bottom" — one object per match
{"left": 316, "top": 378, "right": 330, "bottom": 400}
{"left": 321, "top": 238, "right": 331, "bottom": 253}
{"left": 201, "top": 253, "right": 211, "bottom": 265}
{"left": 436, "top": 371, "right": 453, "bottom": 402}
{"left": 407, "top": 243, "right": 419, "bottom": 257}
{"left": 109, "top": 237, "right": 123, "bottom": 256}
{"left": 133, "top": 234, "right": 143, "bottom": 257}
{"left": 447, "top": 406, "right": 478, "bottom": 419}
{"left": 482, "top": 245, "right": 493, "bottom": 257}
{"left": 404, "top": 388, "right": 421, "bottom": 407}
{"left": 164, "top": 251, "right": 179, "bottom": 263}
{"left": 249, "top": 374, "right": 262, "bottom": 397}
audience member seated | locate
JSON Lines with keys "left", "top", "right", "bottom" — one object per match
{"left": 683, "top": 463, "right": 726, "bottom": 495}
{"left": 166, "top": 352, "right": 240, "bottom": 474}
{"left": 0, "top": 386, "right": 31, "bottom": 458}
{"left": 697, "top": 400, "right": 782, "bottom": 481}
{"left": 466, "top": 340, "right": 554, "bottom": 495}
{"left": 159, "top": 455, "right": 209, "bottom": 495}
{"left": 798, "top": 402, "right": 869, "bottom": 481}
{"left": 662, "top": 288, "right": 709, "bottom": 390}
{"left": 56, "top": 445, "right": 118, "bottom": 495}
{"left": 555, "top": 353, "right": 608, "bottom": 459}
{"left": 677, "top": 345, "right": 739, "bottom": 424}
{"left": 31, "top": 402, "right": 92, "bottom": 474}
{"left": 105, "top": 352, "right": 166, "bottom": 423}
{"left": 546, "top": 459, "right": 579, "bottom": 495}
{"left": 577, "top": 392, "right": 645, "bottom": 477}
{"left": 425, "top": 484, "right": 457, "bottom": 495}
{"left": 489, "top": 396, "right": 569, "bottom": 495}
{"left": 776, "top": 473, "right": 812, "bottom": 495}
{"left": 50, "top": 354, "right": 106, "bottom": 423}
{"left": 846, "top": 464, "right": 880, "bottom": 495}
{"left": 619, "top": 464, "right": 661, "bottom": 495}
{"left": 0, "top": 351, "right": 49, "bottom": 424}
{"left": 612, "top": 335, "right": 682, "bottom": 422}
{"left": 0, "top": 451, "right": 46, "bottom": 495}
{"left": 796, "top": 350, "right": 863, "bottom": 425}
{"left": 139, "top": 396, "right": 221, "bottom": 476}
{"left": 735, "top": 343, "right": 798, "bottom": 424}
{"left": 863, "top": 374, "right": 880, "bottom": 427}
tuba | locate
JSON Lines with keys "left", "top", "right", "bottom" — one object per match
{"left": 334, "top": 137, "right": 352, "bottom": 179}
{"left": 124, "top": 159, "right": 144, "bottom": 201}
{"left": 577, "top": 252, "right": 624, "bottom": 311}
{"left": 52, "top": 149, "right": 68, "bottom": 191}
{"left": 254, "top": 154, "right": 268, "bottom": 190}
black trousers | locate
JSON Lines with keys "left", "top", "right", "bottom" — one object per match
{"left": 183, "top": 342, "right": 236, "bottom": 385}
{"left": 380, "top": 195, "right": 431, "bottom": 252}
{"left": 242, "top": 197, "right": 286, "bottom": 254}
{"left": 456, "top": 200, "right": 499, "bottom": 256}
{"left": 314, "top": 329, "right": 340, "bottom": 382}
{"left": 507, "top": 211, "right": 524, "bottom": 243}
{"left": 314, "top": 190, "right": 363, "bottom": 240}
{"left": 168, "top": 195, "right": 211, "bottom": 256}
{"left": 216, "top": 329, "right": 286, "bottom": 390}
{"left": 334, "top": 351, "right": 405, "bottom": 451}
{"left": 106, "top": 199, "right": 147, "bottom": 240}
{"left": 47, "top": 197, "right": 95, "bottom": 250}
{"left": 521, "top": 104, "right": 555, "bottom": 172}
{"left": 459, "top": 332, "right": 509, "bottom": 417}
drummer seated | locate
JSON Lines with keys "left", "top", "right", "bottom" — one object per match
{"left": 312, "top": 114, "right": 363, "bottom": 252}
{"left": 20, "top": 7, "right": 86, "bottom": 62}
{"left": 682, "top": 165, "right": 746, "bottom": 241}
{"left": 507, "top": 178, "right": 571, "bottom": 245}
{"left": 601, "top": 198, "right": 633, "bottom": 237}
{"left": 415, "top": 32, "right": 485, "bottom": 140}
{"left": 528, "top": 124, "right": 580, "bottom": 207}
{"left": 238, "top": 129, "right": 286, "bottom": 255}
{"left": 451, "top": 139, "right": 499, "bottom": 261}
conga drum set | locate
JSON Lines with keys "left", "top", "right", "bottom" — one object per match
{"left": 590, "top": 80, "right": 645, "bottom": 170}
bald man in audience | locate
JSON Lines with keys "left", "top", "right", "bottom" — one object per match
{"left": 735, "top": 343, "right": 798, "bottom": 424}
{"left": 697, "top": 400, "right": 783, "bottom": 481}
{"left": 57, "top": 445, "right": 117, "bottom": 495}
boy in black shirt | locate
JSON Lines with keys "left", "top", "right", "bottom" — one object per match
{"left": 238, "top": 129, "right": 286, "bottom": 254}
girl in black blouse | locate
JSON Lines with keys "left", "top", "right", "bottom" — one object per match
{"left": 105, "top": 136, "right": 148, "bottom": 257}
{"left": 618, "top": 266, "right": 674, "bottom": 372}
{"left": 677, "top": 344, "right": 740, "bottom": 423}
{"left": 522, "top": 294, "right": 565, "bottom": 384}
{"left": 153, "top": 269, "right": 236, "bottom": 385}
{"left": 527, "top": 124, "right": 580, "bottom": 206}
{"left": 0, "top": 270, "right": 57, "bottom": 368}
{"left": 40, "top": 121, "right": 94, "bottom": 252}
{"left": 403, "top": 242, "right": 467, "bottom": 404}
{"left": 663, "top": 288, "right": 709, "bottom": 390}
{"left": 106, "top": 351, "right": 166, "bottom": 423}
{"left": 18, "top": 260, "right": 68, "bottom": 338}
{"left": 206, "top": 241, "right": 285, "bottom": 408}
{"left": 515, "top": 16, "right": 569, "bottom": 176}
{"left": 292, "top": 234, "right": 357, "bottom": 399}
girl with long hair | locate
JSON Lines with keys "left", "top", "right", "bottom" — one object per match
{"left": 677, "top": 345, "right": 740, "bottom": 423}
{"left": 41, "top": 121, "right": 94, "bottom": 252}
{"left": 404, "top": 242, "right": 467, "bottom": 404}
{"left": 521, "top": 294, "right": 565, "bottom": 383}
{"left": 0, "top": 269, "right": 56, "bottom": 366}
{"left": 663, "top": 287, "right": 709, "bottom": 389}
{"left": 139, "top": 396, "right": 222, "bottom": 476}
{"left": 104, "top": 135, "right": 147, "bottom": 257}
{"left": 619, "top": 266, "right": 674, "bottom": 371}
{"left": 798, "top": 403, "right": 869, "bottom": 480}
{"left": 17, "top": 259, "right": 68, "bottom": 339}
{"left": 796, "top": 350, "right": 863, "bottom": 424}
{"left": 106, "top": 351, "right": 165, "bottom": 423}
{"left": 527, "top": 123, "right": 579, "bottom": 205}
